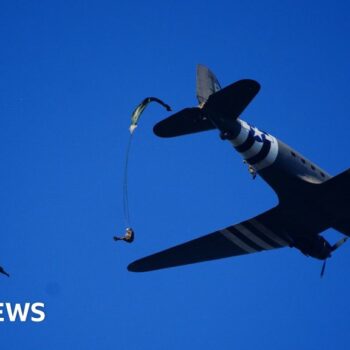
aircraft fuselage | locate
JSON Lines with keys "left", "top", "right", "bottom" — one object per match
{"left": 226, "top": 118, "right": 331, "bottom": 186}
{"left": 219, "top": 118, "right": 342, "bottom": 259}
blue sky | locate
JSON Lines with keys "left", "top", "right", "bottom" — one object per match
{"left": 1, "top": 1, "right": 350, "bottom": 349}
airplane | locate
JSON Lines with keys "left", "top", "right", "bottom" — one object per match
{"left": 128, "top": 64, "right": 350, "bottom": 276}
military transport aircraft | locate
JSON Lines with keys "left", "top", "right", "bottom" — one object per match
{"left": 128, "top": 65, "right": 349, "bottom": 276}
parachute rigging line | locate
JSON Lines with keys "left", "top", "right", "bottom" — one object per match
{"left": 122, "top": 97, "right": 171, "bottom": 229}
{"left": 123, "top": 132, "right": 133, "bottom": 227}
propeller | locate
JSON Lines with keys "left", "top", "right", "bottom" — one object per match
{"left": 320, "top": 260, "right": 327, "bottom": 278}
{"left": 320, "top": 236, "right": 348, "bottom": 278}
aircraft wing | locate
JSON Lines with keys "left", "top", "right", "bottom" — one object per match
{"left": 128, "top": 206, "right": 290, "bottom": 272}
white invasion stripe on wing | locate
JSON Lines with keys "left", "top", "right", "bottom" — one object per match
{"left": 249, "top": 219, "right": 288, "bottom": 246}
{"left": 221, "top": 229, "right": 257, "bottom": 253}
{"left": 235, "top": 224, "right": 275, "bottom": 250}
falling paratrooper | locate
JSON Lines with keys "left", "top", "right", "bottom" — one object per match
{"left": 114, "top": 97, "right": 172, "bottom": 243}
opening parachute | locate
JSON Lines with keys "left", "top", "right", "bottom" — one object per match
{"left": 118, "top": 97, "right": 171, "bottom": 243}
{"left": 129, "top": 97, "right": 171, "bottom": 134}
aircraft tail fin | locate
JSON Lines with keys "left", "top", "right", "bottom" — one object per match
{"left": 196, "top": 64, "right": 221, "bottom": 105}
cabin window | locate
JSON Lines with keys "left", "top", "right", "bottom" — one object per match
{"left": 320, "top": 172, "right": 325, "bottom": 177}
{"left": 291, "top": 151, "right": 296, "bottom": 157}
{"left": 311, "top": 165, "right": 315, "bottom": 170}
{"left": 301, "top": 158, "right": 306, "bottom": 164}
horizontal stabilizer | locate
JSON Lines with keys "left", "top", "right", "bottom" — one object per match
{"left": 203, "top": 79, "right": 260, "bottom": 120}
{"left": 153, "top": 79, "right": 260, "bottom": 138}
{"left": 153, "top": 107, "right": 215, "bottom": 138}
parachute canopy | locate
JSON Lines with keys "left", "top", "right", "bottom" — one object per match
{"left": 129, "top": 97, "right": 171, "bottom": 134}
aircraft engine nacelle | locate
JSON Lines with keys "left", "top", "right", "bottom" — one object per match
{"left": 293, "top": 235, "right": 332, "bottom": 260}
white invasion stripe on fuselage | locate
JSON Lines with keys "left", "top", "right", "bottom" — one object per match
{"left": 253, "top": 135, "right": 279, "bottom": 171}
{"left": 240, "top": 139, "right": 264, "bottom": 159}
{"left": 221, "top": 229, "right": 257, "bottom": 253}
{"left": 230, "top": 120, "right": 250, "bottom": 147}
{"left": 229, "top": 119, "right": 279, "bottom": 171}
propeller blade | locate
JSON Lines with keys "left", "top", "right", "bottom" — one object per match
{"left": 320, "top": 259, "right": 327, "bottom": 278}
{"left": 332, "top": 237, "right": 348, "bottom": 251}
